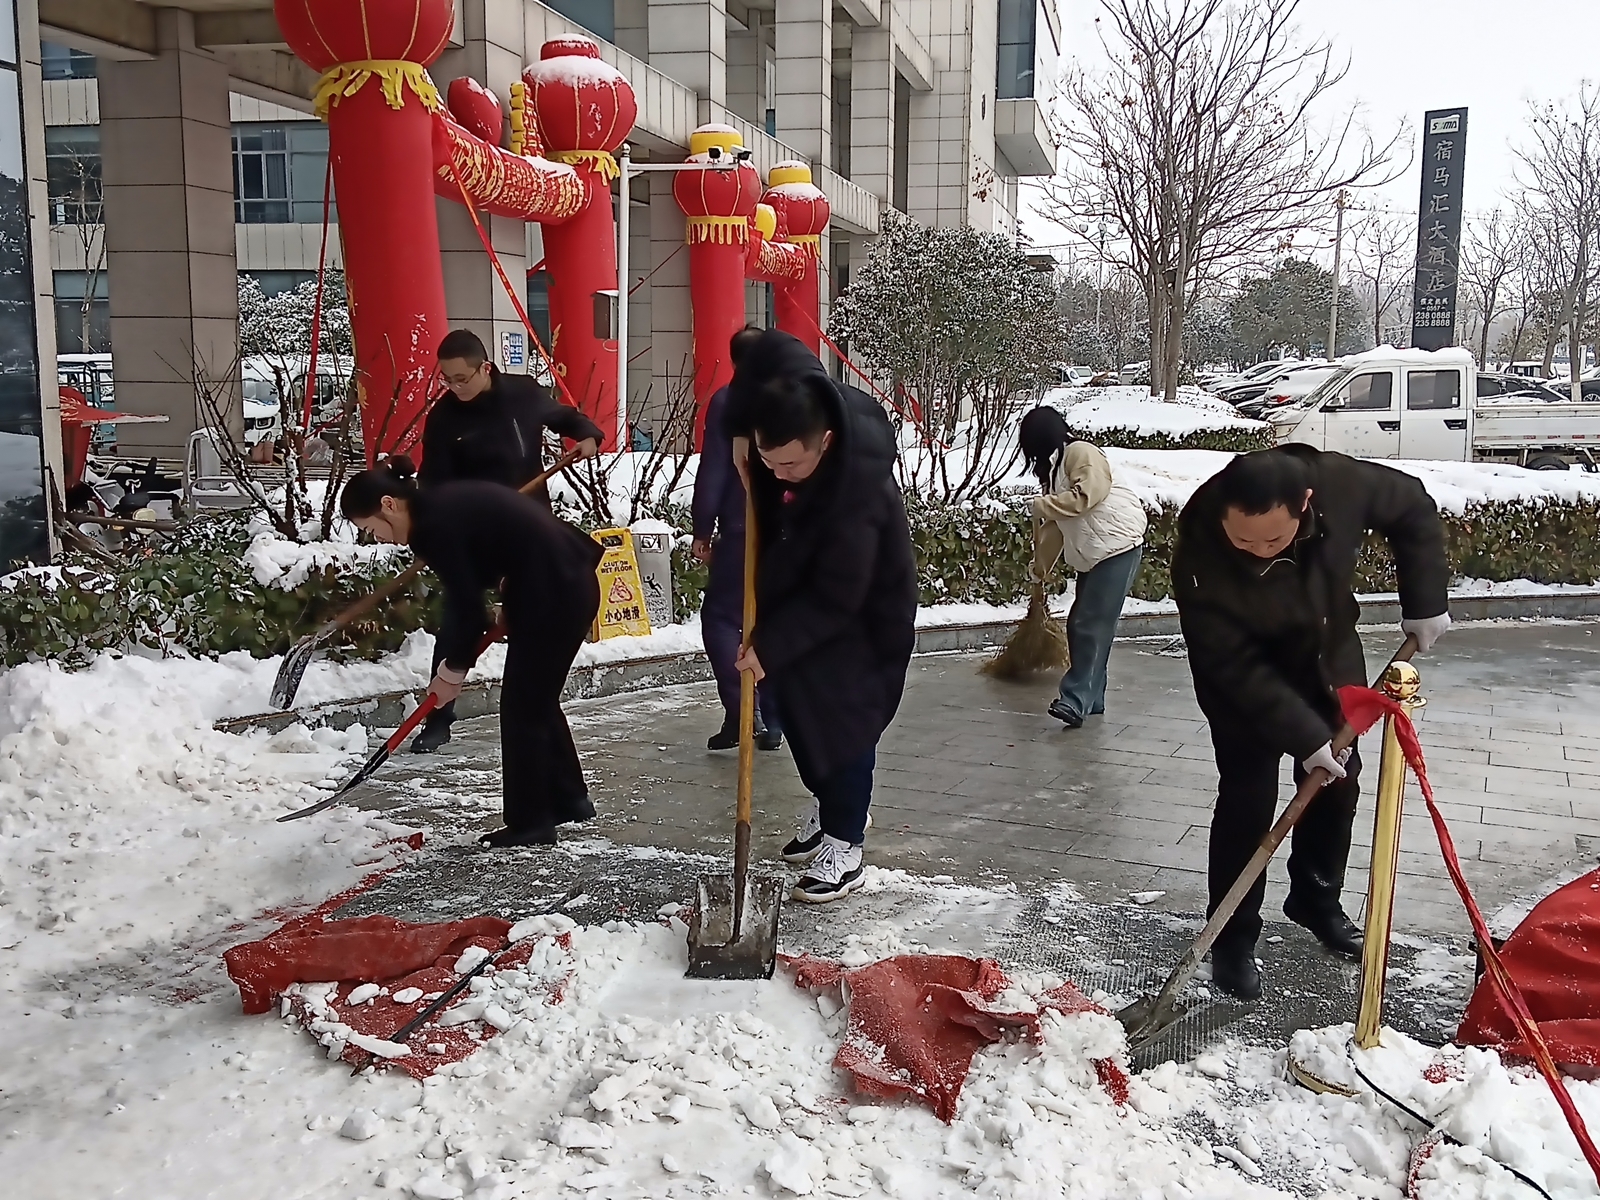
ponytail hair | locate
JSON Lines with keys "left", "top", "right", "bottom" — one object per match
{"left": 1018, "top": 406, "right": 1074, "bottom": 491}
{"left": 340, "top": 455, "right": 419, "bottom": 520}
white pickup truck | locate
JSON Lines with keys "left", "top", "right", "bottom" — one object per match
{"left": 1262, "top": 347, "right": 1600, "bottom": 469}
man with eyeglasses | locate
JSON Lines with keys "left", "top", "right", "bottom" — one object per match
{"left": 410, "top": 329, "right": 601, "bottom": 754}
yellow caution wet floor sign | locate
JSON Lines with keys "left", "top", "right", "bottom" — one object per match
{"left": 589, "top": 527, "right": 653, "bottom": 641}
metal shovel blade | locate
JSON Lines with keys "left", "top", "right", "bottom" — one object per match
{"left": 270, "top": 632, "right": 322, "bottom": 711}
{"left": 685, "top": 873, "right": 783, "bottom": 980}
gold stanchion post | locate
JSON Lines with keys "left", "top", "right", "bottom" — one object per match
{"left": 1353, "top": 661, "right": 1424, "bottom": 1050}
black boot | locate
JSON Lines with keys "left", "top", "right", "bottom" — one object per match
{"left": 554, "top": 793, "right": 596, "bottom": 825}
{"left": 1283, "top": 895, "right": 1364, "bottom": 958}
{"left": 479, "top": 824, "right": 558, "bottom": 848}
{"left": 756, "top": 726, "right": 783, "bottom": 752}
{"left": 707, "top": 717, "right": 739, "bottom": 751}
{"left": 410, "top": 713, "right": 453, "bottom": 754}
{"left": 1210, "top": 940, "right": 1262, "bottom": 1001}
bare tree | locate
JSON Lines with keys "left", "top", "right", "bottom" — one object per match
{"left": 1043, "top": 0, "right": 1405, "bottom": 400}
{"left": 1346, "top": 209, "right": 1415, "bottom": 350}
{"left": 1518, "top": 85, "right": 1600, "bottom": 397}
{"left": 1457, "top": 209, "right": 1525, "bottom": 366}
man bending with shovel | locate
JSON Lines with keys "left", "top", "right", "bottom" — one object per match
{"left": 1173, "top": 447, "right": 1450, "bottom": 1000}
{"left": 726, "top": 332, "right": 917, "bottom": 903}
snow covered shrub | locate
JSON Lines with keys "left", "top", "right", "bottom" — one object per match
{"left": 1060, "top": 423, "right": 1273, "bottom": 453}
{"left": 830, "top": 211, "right": 1069, "bottom": 502}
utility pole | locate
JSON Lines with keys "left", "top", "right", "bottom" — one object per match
{"left": 1327, "top": 190, "right": 1347, "bottom": 358}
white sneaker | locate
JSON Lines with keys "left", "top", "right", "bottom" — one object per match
{"left": 792, "top": 835, "right": 865, "bottom": 903}
{"left": 781, "top": 802, "right": 824, "bottom": 864}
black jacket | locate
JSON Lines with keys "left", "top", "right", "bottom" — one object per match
{"left": 1173, "top": 446, "right": 1449, "bottom": 759}
{"left": 419, "top": 367, "right": 602, "bottom": 503}
{"left": 726, "top": 332, "right": 918, "bottom": 778}
{"left": 409, "top": 482, "right": 603, "bottom": 671}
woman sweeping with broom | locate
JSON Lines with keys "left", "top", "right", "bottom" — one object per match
{"left": 340, "top": 458, "right": 603, "bottom": 847}
{"left": 1015, "top": 406, "right": 1148, "bottom": 728}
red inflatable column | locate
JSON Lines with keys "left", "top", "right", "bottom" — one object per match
{"left": 274, "top": 0, "right": 457, "bottom": 465}
{"left": 761, "top": 161, "right": 832, "bottom": 354}
{"left": 526, "top": 40, "right": 637, "bottom": 451}
{"left": 674, "top": 126, "right": 761, "bottom": 447}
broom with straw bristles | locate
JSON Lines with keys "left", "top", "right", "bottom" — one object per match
{"left": 981, "top": 579, "right": 1069, "bottom": 679}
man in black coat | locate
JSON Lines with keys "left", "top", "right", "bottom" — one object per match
{"left": 410, "top": 328, "right": 602, "bottom": 754}
{"left": 1173, "top": 446, "right": 1451, "bottom": 1000}
{"left": 725, "top": 331, "right": 918, "bottom": 904}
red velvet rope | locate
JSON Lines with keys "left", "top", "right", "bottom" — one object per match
{"left": 1339, "top": 684, "right": 1600, "bottom": 1186}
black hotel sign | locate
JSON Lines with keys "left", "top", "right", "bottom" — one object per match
{"left": 1410, "top": 108, "right": 1468, "bottom": 350}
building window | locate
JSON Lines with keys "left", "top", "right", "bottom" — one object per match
{"left": 765, "top": 58, "right": 777, "bottom": 138}
{"left": 41, "top": 42, "right": 96, "bottom": 81}
{"left": 54, "top": 270, "right": 110, "bottom": 355}
{"left": 545, "top": 0, "right": 615, "bottom": 40}
{"left": 527, "top": 270, "right": 552, "bottom": 352}
{"left": 892, "top": 73, "right": 911, "bottom": 212}
{"left": 997, "top": 0, "right": 1037, "bottom": 100}
{"left": 232, "top": 122, "right": 333, "bottom": 224}
{"left": 44, "top": 124, "right": 101, "bottom": 224}
{"left": 832, "top": 84, "right": 851, "bottom": 178}
{"left": 243, "top": 270, "right": 316, "bottom": 297}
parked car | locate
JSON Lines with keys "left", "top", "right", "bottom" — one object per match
{"left": 1118, "top": 361, "right": 1150, "bottom": 386}
{"left": 1206, "top": 359, "right": 1295, "bottom": 395}
{"left": 1221, "top": 360, "right": 1325, "bottom": 406}
{"left": 1235, "top": 365, "right": 1342, "bottom": 418}
{"left": 1476, "top": 372, "right": 1569, "bottom": 404}
{"left": 1056, "top": 365, "right": 1096, "bottom": 387}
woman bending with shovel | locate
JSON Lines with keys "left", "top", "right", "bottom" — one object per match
{"left": 340, "top": 458, "right": 602, "bottom": 847}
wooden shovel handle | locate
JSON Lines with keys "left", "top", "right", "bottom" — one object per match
{"left": 320, "top": 447, "right": 582, "bottom": 637}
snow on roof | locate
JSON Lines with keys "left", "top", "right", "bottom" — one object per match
{"left": 772, "top": 159, "right": 809, "bottom": 171}
{"left": 524, "top": 55, "right": 628, "bottom": 89}
{"left": 693, "top": 122, "right": 741, "bottom": 135}
{"left": 1334, "top": 344, "right": 1477, "bottom": 369}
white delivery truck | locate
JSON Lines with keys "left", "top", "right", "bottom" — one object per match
{"left": 1262, "top": 347, "right": 1600, "bottom": 469}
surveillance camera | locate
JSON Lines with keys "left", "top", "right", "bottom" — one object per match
{"left": 736, "top": 149, "right": 753, "bottom": 163}
{"left": 707, "top": 146, "right": 723, "bottom": 160}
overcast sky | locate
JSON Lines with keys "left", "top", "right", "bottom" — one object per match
{"left": 1023, "top": 0, "right": 1600, "bottom": 248}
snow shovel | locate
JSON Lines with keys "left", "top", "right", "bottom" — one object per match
{"left": 1117, "top": 634, "right": 1420, "bottom": 1051}
{"left": 269, "top": 448, "right": 581, "bottom": 711}
{"left": 277, "top": 623, "right": 504, "bottom": 822}
{"left": 686, "top": 498, "right": 783, "bottom": 980}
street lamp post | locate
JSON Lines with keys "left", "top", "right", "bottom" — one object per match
{"left": 615, "top": 143, "right": 746, "bottom": 448}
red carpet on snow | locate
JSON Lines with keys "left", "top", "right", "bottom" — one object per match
{"left": 786, "top": 952, "right": 1129, "bottom": 1121}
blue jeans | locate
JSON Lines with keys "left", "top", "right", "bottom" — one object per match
{"left": 702, "top": 535, "right": 782, "bottom": 731}
{"left": 1056, "top": 545, "right": 1143, "bottom": 720}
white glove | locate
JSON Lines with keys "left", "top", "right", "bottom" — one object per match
{"left": 1401, "top": 612, "right": 1451, "bottom": 653}
{"left": 1302, "top": 742, "right": 1353, "bottom": 786}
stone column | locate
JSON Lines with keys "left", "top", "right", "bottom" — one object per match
{"left": 848, "top": 24, "right": 895, "bottom": 204}
{"left": 774, "top": 0, "right": 831, "bottom": 166}
{"left": 432, "top": 0, "right": 529, "bottom": 378}
{"left": 98, "top": 9, "right": 238, "bottom": 456}
{"left": 725, "top": 10, "right": 763, "bottom": 126}
{"left": 645, "top": 172, "right": 691, "bottom": 441}
{"left": 648, "top": 0, "right": 727, "bottom": 108}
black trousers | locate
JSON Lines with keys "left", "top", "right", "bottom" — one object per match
{"left": 1207, "top": 724, "right": 1362, "bottom": 952}
{"left": 500, "top": 600, "right": 593, "bottom": 831}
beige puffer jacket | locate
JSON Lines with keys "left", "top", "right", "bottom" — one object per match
{"left": 1031, "top": 441, "right": 1148, "bottom": 576}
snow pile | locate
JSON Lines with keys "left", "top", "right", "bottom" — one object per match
{"left": 1288, "top": 1024, "right": 1600, "bottom": 1198}
{"left": 1046, "top": 385, "right": 1268, "bottom": 438}
{"left": 243, "top": 527, "right": 406, "bottom": 590}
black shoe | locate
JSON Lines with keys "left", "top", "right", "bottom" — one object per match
{"left": 707, "top": 719, "right": 739, "bottom": 751}
{"left": 410, "top": 715, "right": 453, "bottom": 754}
{"left": 555, "top": 794, "right": 596, "bottom": 825}
{"left": 1210, "top": 942, "right": 1262, "bottom": 1001}
{"left": 1283, "top": 896, "right": 1364, "bottom": 958}
{"left": 1047, "top": 699, "right": 1083, "bottom": 728}
{"left": 479, "top": 824, "right": 558, "bottom": 848}
{"left": 756, "top": 727, "right": 783, "bottom": 752}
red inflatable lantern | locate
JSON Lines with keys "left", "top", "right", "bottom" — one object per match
{"left": 673, "top": 125, "right": 762, "bottom": 445}
{"left": 525, "top": 40, "right": 637, "bottom": 448}
{"left": 760, "top": 161, "right": 831, "bottom": 353}
{"left": 276, "top": 0, "right": 458, "bottom": 463}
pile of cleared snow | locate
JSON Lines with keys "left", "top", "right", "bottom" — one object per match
{"left": 1046, "top": 385, "right": 1268, "bottom": 438}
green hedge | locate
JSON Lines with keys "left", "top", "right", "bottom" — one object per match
{"left": 7, "top": 495, "right": 1600, "bottom": 670}
{"left": 1065, "top": 423, "right": 1274, "bottom": 454}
